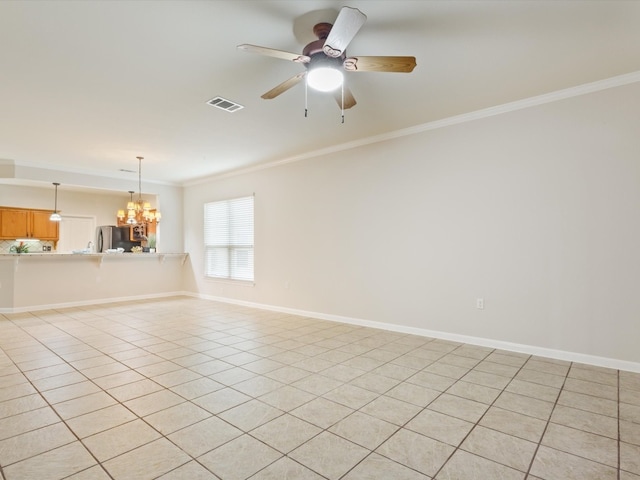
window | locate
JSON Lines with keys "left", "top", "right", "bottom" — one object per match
{"left": 204, "top": 195, "right": 254, "bottom": 282}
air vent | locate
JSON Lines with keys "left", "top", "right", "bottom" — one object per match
{"left": 207, "top": 96, "right": 244, "bottom": 112}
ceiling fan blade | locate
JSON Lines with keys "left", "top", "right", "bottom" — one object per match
{"left": 261, "top": 72, "right": 306, "bottom": 99}
{"left": 343, "top": 56, "right": 417, "bottom": 73}
{"left": 237, "top": 44, "right": 310, "bottom": 63}
{"left": 333, "top": 87, "right": 357, "bottom": 110}
{"left": 322, "top": 7, "right": 367, "bottom": 58}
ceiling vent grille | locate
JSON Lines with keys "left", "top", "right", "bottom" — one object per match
{"left": 207, "top": 96, "right": 244, "bottom": 112}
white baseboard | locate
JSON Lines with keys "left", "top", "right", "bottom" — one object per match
{"left": 191, "top": 293, "right": 640, "bottom": 374}
{"left": 0, "top": 291, "right": 192, "bottom": 314}
{"left": 5, "top": 291, "right": 638, "bottom": 374}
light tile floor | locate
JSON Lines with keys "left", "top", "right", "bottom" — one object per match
{"left": 0, "top": 296, "right": 639, "bottom": 480}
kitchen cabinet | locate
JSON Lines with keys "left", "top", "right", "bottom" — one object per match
{"left": 31, "top": 210, "right": 60, "bottom": 240}
{"left": 0, "top": 207, "right": 59, "bottom": 241}
{"left": 0, "top": 208, "right": 30, "bottom": 238}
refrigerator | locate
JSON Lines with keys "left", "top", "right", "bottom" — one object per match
{"left": 96, "top": 226, "right": 142, "bottom": 253}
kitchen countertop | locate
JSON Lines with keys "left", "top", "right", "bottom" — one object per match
{"left": 0, "top": 252, "right": 189, "bottom": 266}
{"left": 0, "top": 252, "right": 187, "bottom": 256}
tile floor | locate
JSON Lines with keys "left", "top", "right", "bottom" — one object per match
{"left": 0, "top": 296, "right": 638, "bottom": 480}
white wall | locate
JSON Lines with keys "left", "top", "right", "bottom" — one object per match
{"left": 183, "top": 81, "right": 640, "bottom": 366}
{"left": 0, "top": 183, "right": 127, "bottom": 227}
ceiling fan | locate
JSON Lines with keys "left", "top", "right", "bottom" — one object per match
{"left": 238, "top": 6, "right": 417, "bottom": 113}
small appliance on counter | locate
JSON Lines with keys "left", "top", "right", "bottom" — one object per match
{"left": 96, "top": 226, "right": 141, "bottom": 253}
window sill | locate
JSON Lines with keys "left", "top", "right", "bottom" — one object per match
{"left": 204, "top": 276, "right": 255, "bottom": 287}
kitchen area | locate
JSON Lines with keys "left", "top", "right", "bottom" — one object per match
{"left": 0, "top": 176, "right": 188, "bottom": 312}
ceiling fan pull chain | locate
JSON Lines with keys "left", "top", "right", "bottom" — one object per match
{"left": 341, "top": 82, "right": 345, "bottom": 124}
{"left": 304, "top": 79, "right": 308, "bottom": 117}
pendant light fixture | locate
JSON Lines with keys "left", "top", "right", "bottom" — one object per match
{"left": 50, "top": 182, "right": 62, "bottom": 222}
{"left": 116, "top": 157, "right": 161, "bottom": 225}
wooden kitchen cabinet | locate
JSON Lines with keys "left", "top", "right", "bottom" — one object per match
{"left": 31, "top": 210, "right": 60, "bottom": 240}
{"left": 0, "top": 208, "right": 30, "bottom": 238}
{"left": 0, "top": 207, "right": 59, "bottom": 240}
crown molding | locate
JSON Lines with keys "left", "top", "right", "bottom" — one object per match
{"left": 186, "top": 70, "right": 640, "bottom": 186}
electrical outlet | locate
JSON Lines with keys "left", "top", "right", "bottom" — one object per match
{"left": 476, "top": 298, "right": 484, "bottom": 309}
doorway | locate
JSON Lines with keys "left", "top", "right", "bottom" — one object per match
{"left": 57, "top": 215, "right": 96, "bottom": 253}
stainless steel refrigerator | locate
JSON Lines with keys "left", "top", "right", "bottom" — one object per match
{"left": 96, "top": 226, "right": 141, "bottom": 252}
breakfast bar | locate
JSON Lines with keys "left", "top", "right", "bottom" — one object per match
{"left": 0, "top": 252, "right": 189, "bottom": 313}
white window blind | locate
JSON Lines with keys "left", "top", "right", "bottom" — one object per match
{"left": 204, "top": 195, "right": 254, "bottom": 281}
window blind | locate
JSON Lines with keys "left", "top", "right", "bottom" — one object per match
{"left": 204, "top": 195, "right": 254, "bottom": 281}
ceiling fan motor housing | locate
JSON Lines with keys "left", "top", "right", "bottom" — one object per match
{"left": 313, "top": 22, "right": 332, "bottom": 40}
{"left": 303, "top": 23, "right": 346, "bottom": 61}
{"left": 303, "top": 27, "right": 346, "bottom": 77}
{"left": 302, "top": 38, "right": 326, "bottom": 57}
{"left": 306, "top": 52, "right": 344, "bottom": 71}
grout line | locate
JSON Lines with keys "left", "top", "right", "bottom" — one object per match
{"left": 430, "top": 349, "right": 532, "bottom": 479}
{"left": 1, "top": 311, "right": 214, "bottom": 477}
{"left": 0, "top": 298, "right": 634, "bottom": 479}
{"left": 617, "top": 369, "right": 621, "bottom": 480}
{"left": 523, "top": 364, "right": 571, "bottom": 478}
{"left": 4, "top": 350, "right": 115, "bottom": 478}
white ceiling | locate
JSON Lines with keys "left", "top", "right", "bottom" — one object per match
{"left": 1, "top": 1, "right": 639, "bottom": 186}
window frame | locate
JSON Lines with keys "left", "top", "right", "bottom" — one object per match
{"left": 203, "top": 195, "right": 254, "bottom": 283}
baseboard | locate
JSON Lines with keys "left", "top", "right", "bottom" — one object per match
{"left": 191, "top": 293, "right": 640, "bottom": 374}
{"left": 5, "top": 291, "right": 638, "bottom": 374}
{"left": 0, "top": 291, "right": 192, "bottom": 314}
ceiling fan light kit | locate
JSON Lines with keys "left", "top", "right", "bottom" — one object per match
{"left": 306, "top": 55, "right": 344, "bottom": 91}
{"left": 306, "top": 67, "right": 343, "bottom": 92}
{"left": 238, "top": 6, "right": 416, "bottom": 120}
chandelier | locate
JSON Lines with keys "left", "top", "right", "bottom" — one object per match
{"left": 117, "top": 156, "right": 161, "bottom": 225}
